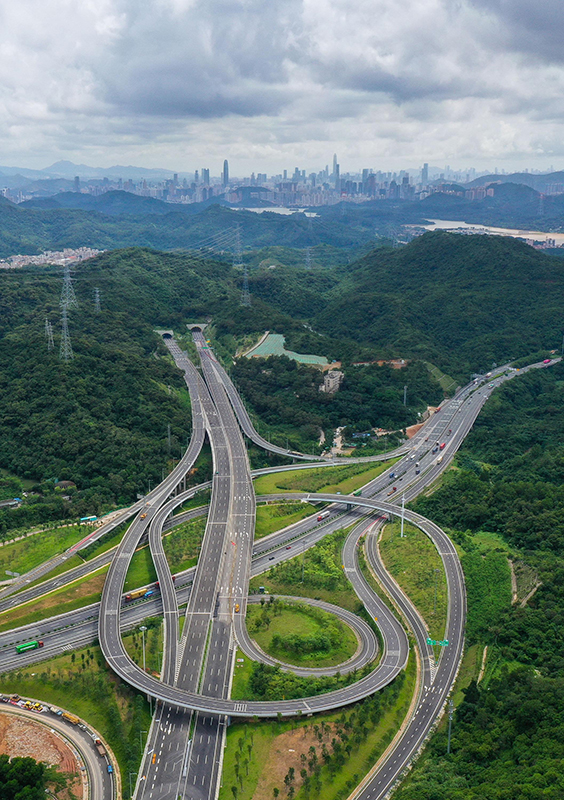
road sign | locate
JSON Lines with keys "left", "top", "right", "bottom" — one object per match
{"left": 427, "top": 638, "right": 449, "bottom": 646}
{"left": 5, "top": 570, "right": 20, "bottom": 577}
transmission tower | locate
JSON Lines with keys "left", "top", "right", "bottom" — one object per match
{"left": 94, "top": 287, "right": 101, "bottom": 313}
{"left": 60, "top": 265, "right": 78, "bottom": 310}
{"left": 59, "top": 307, "right": 74, "bottom": 362}
{"left": 45, "top": 318, "right": 54, "bottom": 351}
{"left": 538, "top": 193, "right": 545, "bottom": 217}
{"left": 235, "top": 226, "right": 251, "bottom": 307}
{"left": 305, "top": 246, "right": 312, "bottom": 270}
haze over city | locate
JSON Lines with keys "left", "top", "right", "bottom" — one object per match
{"left": 2, "top": 1, "right": 564, "bottom": 174}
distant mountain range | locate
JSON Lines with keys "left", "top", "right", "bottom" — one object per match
{"left": 0, "top": 160, "right": 185, "bottom": 188}
{"left": 466, "top": 171, "right": 564, "bottom": 193}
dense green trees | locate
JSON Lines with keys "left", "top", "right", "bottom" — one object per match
{"left": 232, "top": 355, "right": 441, "bottom": 448}
{"left": 0, "top": 754, "right": 64, "bottom": 799}
{"left": 314, "top": 231, "right": 564, "bottom": 375}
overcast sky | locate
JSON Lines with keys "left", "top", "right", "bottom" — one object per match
{"left": 2, "top": 0, "right": 564, "bottom": 175}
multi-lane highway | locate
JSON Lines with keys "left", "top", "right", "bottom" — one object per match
{"left": 3, "top": 328, "right": 557, "bottom": 800}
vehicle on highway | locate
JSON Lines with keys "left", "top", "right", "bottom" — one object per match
{"left": 268, "top": 556, "right": 275, "bottom": 560}
{"left": 387, "top": 487, "right": 397, "bottom": 495}
{"left": 95, "top": 739, "right": 106, "bottom": 757}
{"left": 285, "top": 545, "right": 291, "bottom": 550}
{"left": 544, "top": 359, "right": 551, "bottom": 364}
{"left": 439, "top": 443, "right": 446, "bottom": 450}
{"left": 125, "top": 588, "right": 153, "bottom": 602}
{"left": 140, "top": 513, "right": 147, "bottom": 519}
{"left": 62, "top": 712, "right": 79, "bottom": 725}
{"left": 107, "top": 764, "right": 113, "bottom": 774}
{"left": 235, "top": 603, "right": 240, "bottom": 612}
{"left": 437, "top": 455, "right": 444, "bottom": 464}
{"left": 15, "top": 640, "right": 43, "bottom": 654}
{"left": 317, "top": 511, "right": 330, "bottom": 521}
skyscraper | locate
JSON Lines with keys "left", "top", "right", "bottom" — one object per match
{"left": 421, "top": 163, "right": 429, "bottom": 184}
{"left": 223, "top": 160, "right": 229, "bottom": 187}
{"left": 332, "top": 153, "right": 338, "bottom": 177}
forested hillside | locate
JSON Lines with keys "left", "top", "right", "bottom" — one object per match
{"left": 1, "top": 230, "right": 562, "bottom": 532}
{"left": 0, "top": 199, "right": 376, "bottom": 258}
{"left": 312, "top": 232, "right": 564, "bottom": 374}
{"left": 0, "top": 247, "right": 434, "bottom": 534}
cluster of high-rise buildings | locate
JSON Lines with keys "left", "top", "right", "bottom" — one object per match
{"left": 2, "top": 158, "right": 561, "bottom": 208}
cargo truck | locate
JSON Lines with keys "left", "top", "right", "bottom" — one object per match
{"left": 95, "top": 739, "right": 106, "bottom": 757}
{"left": 317, "top": 511, "right": 330, "bottom": 521}
{"left": 15, "top": 640, "right": 43, "bottom": 654}
{"left": 62, "top": 712, "right": 79, "bottom": 725}
{"left": 125, "top": 588, "right": 154, "bottom": 602}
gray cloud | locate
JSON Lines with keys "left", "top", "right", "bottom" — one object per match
{"left": 2, "top": 0, "right": 564, "bottom": 171}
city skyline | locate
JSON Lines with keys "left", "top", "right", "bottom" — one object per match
{"left": 1, "top": 3, "right": 564, "bottom": 174}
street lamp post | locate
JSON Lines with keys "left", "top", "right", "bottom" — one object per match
{"left": 129, "top": 772, "right": 138, "bottom": 798}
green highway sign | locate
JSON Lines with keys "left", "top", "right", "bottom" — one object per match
{"left": 427, "top": 638, "right": 449, "bottom": 646}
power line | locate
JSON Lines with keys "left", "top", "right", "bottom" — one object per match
{"left": 44, "top": 318, "right": 54, "bottom": 351}
{"left": 59, "top": 306, "right": 74, "bottom": 362}
{"left": 235, "top": 226, "right": 251, "bottom": 307}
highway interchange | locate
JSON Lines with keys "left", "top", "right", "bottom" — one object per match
{"left": 0, "top": 334, "right": 557, "bottom": 800}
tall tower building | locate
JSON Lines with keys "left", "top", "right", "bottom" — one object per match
{"left": 332, "top": 154, "right": 338, "bottom": 177}
{"left": 421, "top": 163, "right": 429, "bottom": 185}
{"left": 202, "top": 168, "right": 210, "bottom": 186}
{"left": 223, "top": 160, "right": 229, "bottom": 187}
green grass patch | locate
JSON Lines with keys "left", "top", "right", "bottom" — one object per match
{"left": 379, "top": 521, "right": 448, "bottom": 643}
{"left": 163, "top": 515, "right": 205, "bottom": 573}
{"left": 9, "top": 554, "right": 85, "bottom": 598}
{"left": 231, "top": 649, "right": 256, "bottom": 701}
{"left": 425, "top": 362, "right": 456, "bottom": 394}
{"left": 0, "top": 641, "right": 151, "bottom": 799}
{"left": 255, "top": 502, "right": 318, "bottom": 539}
{"left": 0, "top": 523, "right": 96, "bottom": 576}
{"left": 123, "top": 616, "right": 164, "bottom": 676}
{"left": 250, "top": 528, "right": 362, "bottom": 613}
{"left": 451, "top": 643, "right": 482, "bottom": 706}
{"left": 253, "top": 460, "right": 398, "bottom": 496}
{"left": 0, "top": 566, "right": 109, "bottom": 634}
{"left": 220, "top": 651, "right": 416, "bottom": 800}
{"left": 246, "top": 600, "right": 358, "bottom": 668}
{"left": 123, "top": 546, "right": 157, "bottom": 592}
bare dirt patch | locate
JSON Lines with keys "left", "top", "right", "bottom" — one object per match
{"left": 253, "top": 721, "right": 336, "bottom": 800}
{"left": 0, "top": 711, "right": 82, "bottom": 799}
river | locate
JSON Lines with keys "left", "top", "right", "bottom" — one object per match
{"left": 422, "top": 219, "right": 564, "bottom": 245}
